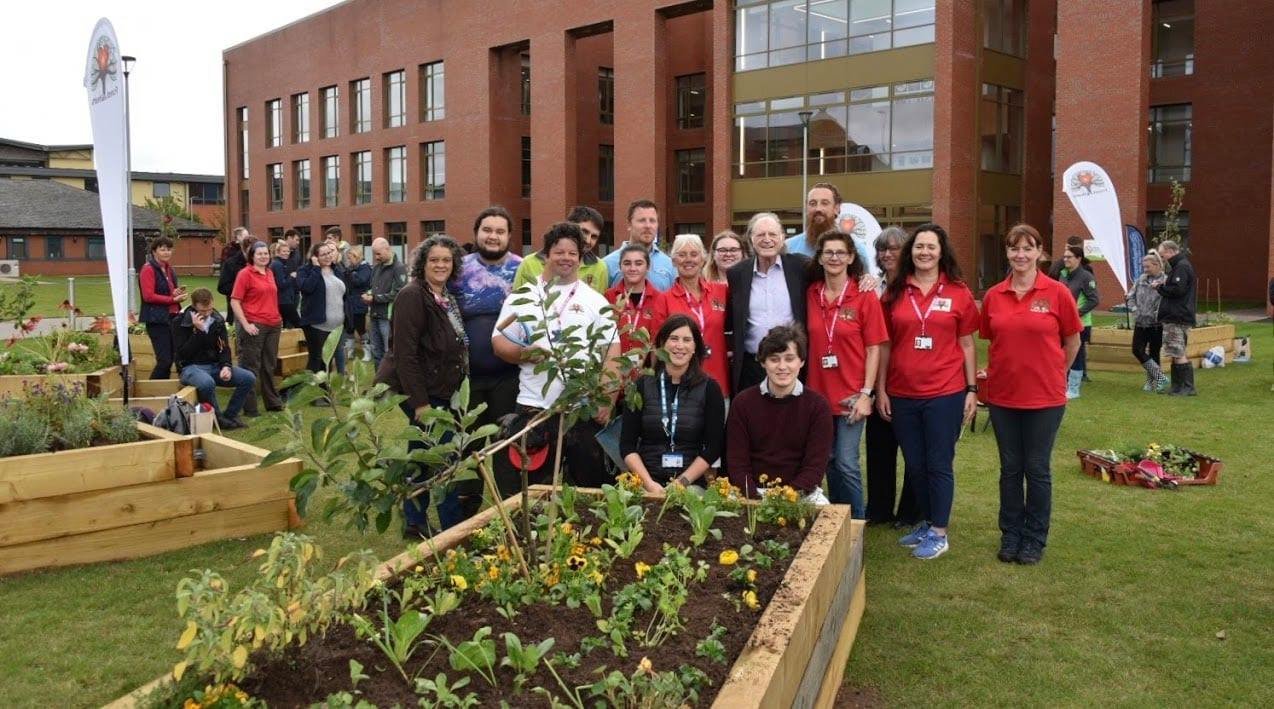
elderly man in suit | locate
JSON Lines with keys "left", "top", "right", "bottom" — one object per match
{"left": 726, "top": 211, "right": 811, "bottom": 393}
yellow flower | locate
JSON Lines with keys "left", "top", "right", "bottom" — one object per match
{"left": 487, "top": 565, "right": 501, "bottom": 581}
{"left": 560, "top": 522, "right": 574, "bottom": 535}
{"left": 567, "top": 554, "right": 587, "bottom": 571}
{"left": 496, "top": 545, "right": 512, "bottom": 562}
{"left": 635, "top": 561, "right": 651, "bottom": 578}
{"left": 589, "top": 570, "right": 605, "bottom": 585}
{"left": 719, "top": 549, "right": 739, "bottom": 566}
{"left": 784, "top": 487, "right": 798, "bottom": 503}
{"left": 413, "top": 565, "right": 424, "bottom": 573}
{"left": 798, "top": 517, "right": 807, "bottom": 530}
{"left": 183, "top": 700, "right": 199, "bottom": 709}
{"left": 638, "top": 656, "right": 654, "bottom": 674}
{"left": 450, "top": 574, "right": 468, "bottom": 590}
{"left": 572, "top": 543, "right": 588, "bottom": 557}
{"left": 758, "top": 473, "right": 769, "bottom": 484}
{"left": 777, "top": 516, "right": 788, "bottom": 527}
{"left": 743, "top": 590, "right": 760, "bottom": 610}
{"left": 590, "top": 536, "right": 603, "bottom": 547}
{"left": 746, "top": 569, "right": 757, "bottom": 584}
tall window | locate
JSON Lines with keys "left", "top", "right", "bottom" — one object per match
{"left": 353, "top": 224, "right": 373, "bottom": 246}
{"left": 384, "top": 70, "right": 406, "bottom": 128}
{"left": 673, "top": 223, "right": 707, "bottom": 237}
{"left": 520, "top": 54, "right": 531, "bottom": 116}
{"left": 676, "top": 149, "right": 707, "bottom": 203}
{"left": 1152, "top": 0, "right": 1194, "bottom": 77}
{"left": 983, "top": 0, "right": 1027, "bottom": 56}
{"left": 353, "top": 151, "right": 372, "bottom": 204}
{"left": 386, "top": 146, "right": 406, "bottom": 202}
{"left": 676, "top": 74, "right": 706, "bottom": 129}
{"left": 238, "top": 107, "right": 249, "bottom": 178}
{"left": 7, "top": 236, "right": 27, "bottom": 260}
{"left": 268, "top": 163, "right": 283, "bottom": 210}
{"left": 598, "top": 67, "right": 615, "bottom": 125}
{"left": 266, "top": 99, "right": 282, "bottom": 147}
{"left": 598, "top": 145, "right": 615, "bottom": 202}
{"left": 239, "top": 190, "right": 250, "bottom": 228}
{"left": 735, "top": 0, "right": 936, "bottom": 71}
{"left": 45, "top": 236, "right": 63, "bottom": 260}
{"left": 351, "top": 78, "right": 371, "bottom": 133}
{"left": 294, "top": 159, "right": 311, "bottom": 209}
{"left": 521, "top": 219, "right": 533, "bottom": 250}
{"left": 422, "top": 220, "right": 446, "bottom": 238}
{"left": 420, "top": 61, "right": 445, "bottom": 121}
{"left": 87, "top": 237, "right": 106, "bottom": 260}
{"left": 385, "top": 222, "right": 407, "bottom": 247}
{"left": 152, "top": 182, "right": 171, "bottom": 198}
{"left": 292, "top": 92, "right": 310, "bottom": 143}
{"left": 1148, "top": 104, "right": 1192, "bottom": 182}
{"left": 521, "top": 137, "right": 532, "bottom": 198}
{"left": 323, "top": 156, "right": 340, "bottom": 207}
{"left": 422, "top": 141, "right": 446, "bottom": 200}
{"left": 321, "top": 86, "right": 339, "bottom": 138}
{"left": 980, "top": 83, "right": 1024, "bottom": 173}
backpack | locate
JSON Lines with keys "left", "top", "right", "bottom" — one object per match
{"left": 152, "top": 395, "right": 195, "bottom": 435}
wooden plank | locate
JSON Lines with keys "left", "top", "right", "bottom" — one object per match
{"left": 198, "top": 434, "right": 281, "bottom": 470}
{"left": 86, "top": 366, "right": 124, "bottom": 397}
{"left": 0, "top": 372, "right": 95, "bottom": 398}
{"left": 278, "top": 328, "right": 307, "bottom": 352}
{"left": 814, "top": 569, "right": 867, "bottom": 709}
{"left": 793, "top": 520, "right": 863, "bottom": 707}
{"left": 137, "top": 423, "right": 195, "bottom": 477}
{"left": 0, "top": 438, "right": 176, "bottom": 504}
{"left": 276, "top": 352, "right": 309, "bottom": 377}
{"left": 0, "top": 499, "right": 292, "bottom": 575}
{"left": 0, "top": 461, "right": 297, "bottom": 547}
{"left": 130, "top": 379, "right": 184, "bottom": 397}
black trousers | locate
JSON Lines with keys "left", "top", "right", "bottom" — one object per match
{"left": 278, "top": 303, "right": 302, "bottom": 329}
{"left": 864, "top": 409, "right": 919, "bottom": 524}
{"left": 492, "top": 407, "right": 611, "bottom": 499}
{"left": 738, "top": 355, "right": 766, "bottom": 392}
{"left": 145, "top": 321, "right": 174, "bottom": 380}
{"left": 989, "top": 404, "right": 1066, "bottom": 551}
{"left": 302, "top": 325, "right": 338, "bottom": 372}
{"left": 1131, "top": 325, "right": 1163, "bottom": 364}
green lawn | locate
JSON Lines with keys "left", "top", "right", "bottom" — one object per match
{"left": 2, "top": 276, "right": 220, "bottom": 319}
{"left": 0, "top": 323, "right": 1271, "bottom": 706}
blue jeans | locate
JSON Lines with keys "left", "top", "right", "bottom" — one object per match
{"left": 400, "top": 399, "right": 462, "bottom": 534}
{"left": 370, "top": 316, "right": 391, "bottom": 369}
{"left": 890, "top": 391, "right": 964, "bottom": 528}
{"left": 989, "top": 404, "right": 1066, "bottom": 551}
{"left": 827, "top": 414, "right": 867, "bottom": 518}
{"left": 180, "top": 363, "right": 256, "bottom": 419}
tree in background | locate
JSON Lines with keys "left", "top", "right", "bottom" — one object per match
{"left": 1152, "top": 178, "right": 1187, "bottom": 252}
{"left": 143, "top": 194, "right": 202, "bottom": 242}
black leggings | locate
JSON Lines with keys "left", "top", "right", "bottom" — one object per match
{"left": 303, "top": 325, "right": 339, "bottom": 373}
{"left": 146, "top": 322, "right": 175, "bottom": 380}
{"left": 1131, "top": 325, "right": 1162, "bottom": 364}
{"left": 1071, "top": 325, "right": 1092, "bottom": 372}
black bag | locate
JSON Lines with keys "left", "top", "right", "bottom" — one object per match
{"left": 152, "top": 394, "right": 195, "bottom": 435}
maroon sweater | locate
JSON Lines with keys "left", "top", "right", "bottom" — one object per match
{"left": 726, "top": 383, "right": 834, "bottom": 497}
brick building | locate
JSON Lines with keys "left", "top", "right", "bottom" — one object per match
{"left": 224, "top": 0, "right": 1274, "bottom": 300}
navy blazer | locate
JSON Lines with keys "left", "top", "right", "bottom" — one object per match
{"left": 725, "top": 253, "right": 810, "bottom": 393}
{"left": 295, "top": 264, "right": 332, "bottom": 326}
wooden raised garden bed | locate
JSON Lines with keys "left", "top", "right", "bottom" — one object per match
{"left": 0, "top": 423, "right": 300, "bottom": 575}
{"left": 126, "top": 329, "right": 308, "bottom": 384}
{"left": 106, "top": 378, "right": 198, "bottom": 411}
{"left": 108, "top": 486, "right": 866, "bottom": 709}
{"left": 1087, "top": 323, "right": 1236, "bottom": 372}
{"left": 0, "top": 365, "right": 123, "bottom": 399}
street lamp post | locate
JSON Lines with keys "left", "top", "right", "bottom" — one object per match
{"left": 798, "top": 110, "right": 813, "bottom": 233}
{"left": 121, "top": 55, "right": 136, "bottom": 314}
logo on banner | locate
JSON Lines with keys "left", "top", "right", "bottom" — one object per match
{"left": 1068, "top": 170, "right": 1107, "bottom": 196}
{"left": 86, "top": 35, "right": 120, "bottom": 101}
{"left": 837, "top": 215, "right": 866, "bottom": 240}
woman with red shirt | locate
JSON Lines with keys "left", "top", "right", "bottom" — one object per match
{"left": 805, "top": 230, "right": 888, "bottom": 519}
{"left": 604, "top": 244, "right": 662, "bottom": 362}
{"left": 876, "top": 223, "right": 979, "bottom": 560}
{"left": 230, "top": 241, "right": 285, "bottom": 414}
{"left": 980, "top": 224, "right": 1082, "bottom": 565}
{"left": 138, "top": 236, "right": 188, "bottom": 379}
{"left": 654, "top": 234, "right": 731, "bottom": 396}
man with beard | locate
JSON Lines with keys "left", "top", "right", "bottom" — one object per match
{"left": 603, "top": 199, "right": 676, "bottom": 290}
{"left": 512, "top": 205, "right": 610, "bottom": 292}
{"left": 787, "top": 183, "right": 878, "bottom": 291}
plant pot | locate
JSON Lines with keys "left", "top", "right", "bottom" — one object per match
{"left": 1077, "top": 449, "right": 1222, "bottom": 487}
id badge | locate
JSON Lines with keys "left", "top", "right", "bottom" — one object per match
{"left": 821, "top": 354, "right": 839, "bottom": 369}
{"left": 932, "top": 297, "right": 952, "bottom": 312}
{"left": 914, "top": 336, "right": 934, "bottom": 350}
{"left": 703, "top": 346, "right": 713, "bottom": 358}
{"left": 661, "top": 453, "right": 684, "bottom": 469}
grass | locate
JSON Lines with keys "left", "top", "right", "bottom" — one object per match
{"left": 1, "top": 276, "right": 220, "bottom": 319}
{"left": 0, "top": 323, "right": 1271, "bottom": 706}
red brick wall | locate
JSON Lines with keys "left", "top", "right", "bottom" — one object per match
{"left": 932, "top": 0, "right": 980, "bottom": 276}
{"left": 1021, "top": 0, "right": 1058, "bottom": 242}
{"left": 7, "top": 234, "right": 217, "bottom": 277}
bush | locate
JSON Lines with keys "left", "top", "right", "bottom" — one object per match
{"left": 0, "top": 385, "right": 138, "bottom": 459}
{"left": 0, "top": 404, "right": 52, "bottom": 457}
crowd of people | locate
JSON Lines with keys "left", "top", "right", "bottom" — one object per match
{"left": 135, "top": 181, "right": 1204, "bottom": 564}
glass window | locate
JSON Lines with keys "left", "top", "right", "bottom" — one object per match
{"left": 598, "top": 145, "right": 615, "bottom": 202}
{"left": 266, "top": 99, "right": 282, "bottom": 147}
{"left": 152, "top": 182, "right": 171, "bottom": 198}
{"left": 321, "top": 86, "right": 339, "bottom": 138}
{"left": 521, "top": 136, "right": 532, "bottom": 198}
{"left": 238, "top": 107, "right": 249, "bottom": 179}
{"left": 1148, "top": 210, "right": 1190, "bottom": 245}
{"left": 422, "top": 141, "right": 445, "bottom": 200}
{"left": 385, "top": 70, "right": 406, "bottom": 128}
{"left": 983, "top": 0, "right": 1027, "bottom": 56}
{"left": 599, "top": 67, "right": 615, "bottom": 125}
{"left": 386, "top": 146, "right": 406, "bottom": 202}
{"left": 45, "top": 236, "right": 63, "bottom": 260}
{"left": 733, "top": 113, "right": 767, "bottom": 177}
{"left": 806, "top": 0, "right": 848, "bottom": 61}
{"left": 87, "top": 237, "right": 106, "bottom": 260}
{"left": 1148, "top": 104, "right": 1192, "bottom": 182}
{"left": 420, "top": 61, "right": 445, "bottom": 121}
{"left": 423, "top": 220, "right": 446, "bottom": 238}
{"left": 521, "top": 218, "right": 533, "bottom": 250}
{"left": 293, "top": 92, "right": 310, "bottom": 143}
{"left": 736, "top": 0, "right": 936, "bottom": 70}
{"left": 295, "top": 159, "right": 311, "bottom": 209}
{"left": 1152, "top": 0, "right": 1194, "bottom": 77}
{"left": 520, "top": 54, "right": 531, "bottom": 116}
{"left": 979, "top": 83, "right": 1023, "bottom": 173}
{"left": 351, "top": 78, "right": 371, "bottom": 133}
{"left": 891, "top": 91, "right": 934, "bottom": 169}
{"left": 7, "top": 236, "right": 27, "bottom": 260}
{"left": 847, "top": 100, "right": 890, "bottom": 171}
{"left": 768, "top": 0, "right": 807, "bottom": 68}
{"left": 676, "top": 74, "right": 706, "bottom": 129}
{"left": 385, "top": 222, "right": 407, "bottom": 245}
{"left": 239, "top": 190, "right": 250, "bottom": 229}
{"left": 736, "top": 1, "right": 770, "bottom": 71}
{"left": 676, "top": 148, "right": 707, "bottom": 203}
{"left": 323, "top": 155, "right": 340, "bottom": 207}
{"left": 353, "top": 151, "right": 372, "bottom": 204}
{"left": 189, "top": 182, "right": 225, "bottom": 204}
{"left": 268, "top": 163, "right": 283, "bottom": 211}
{"left": 353, "top": 224, "right": 373, "bottom": 246}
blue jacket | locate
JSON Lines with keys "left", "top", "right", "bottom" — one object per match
{"left": 269, "top": 257, "right": 297, "bottom": 305}
{"left": 343, "top": 262, "right": 373, "bottom": 317}
{"left": 295, "top": 264, "right": 331, "bottom": 326}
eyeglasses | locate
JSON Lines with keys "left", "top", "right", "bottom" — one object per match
{"left": 821, "top": 250, "right": 851, "bottom": 260}
{"left": 715, "top": 247, "right": 742, "bottom": 254}
{"left": 876, "top": 246, "right": 900, "bottom": 253}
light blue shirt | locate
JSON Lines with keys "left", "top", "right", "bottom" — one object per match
{"left": 786, "top": 232, "right": 877, "bottom": 274}
{"left": 745, "top": 258, "right": 795, "bottom": 354}
{"left": 603, "top": 241, "right": 676, "bottom": 291}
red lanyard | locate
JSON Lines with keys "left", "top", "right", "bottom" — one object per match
{"left": 907, "top": 283, "right": 944, "bottom": 337}
{"left": 680, "top": 281, "right": 706, "bottom": 331}
{"left": 622, "top": 287, "right": 647, "bottom": 330}
{"left": 820, "top": 279, "right": 850, "bottom": 353}
{"left": 550, "top": 282, "right": 581, "bottom": 329}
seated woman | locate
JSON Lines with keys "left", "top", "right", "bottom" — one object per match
{"left": 619, "top": 315, "right": 725, "bottom": 494}
{"left": 604, "top": 243, "right": 662, "bottom": 359}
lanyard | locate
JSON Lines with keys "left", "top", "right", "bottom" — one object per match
{"left": 622, "top": 287, "right": 648, "bottom": 330}
{"left": 820, "top": 279, "right": 851, "bottom": 353}
{"left": 907, "top": 283, "right": 944, "bottom": 337}
{"left": 659, "top": 372, "right": 679, "bottom": 442}
{"left": 680, "top": 282, "right": 706, "bottom": 331}
{"left": 549, "top": 282, "right": 581, "bottom": 330}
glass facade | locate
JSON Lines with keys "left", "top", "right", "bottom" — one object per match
{"left": 295, "top": 159, "right": 311, "bottom": 209}
{"left": 352, "top": 78, "right": 371, "bottom": 133}
{"left": 323, "top": 155, "right": 340, "bottom": 207}
{"left": 421, "top": 61, "right": 445, "bottom": 121}
{"left": 292, "top": 92, "right": 310, "bottom": 143}
{"left": 983, "top": 0, "right": 1027, "bottom": 56}
{"left": 268, "top": 163, "right": 283, "bottom": 211}
{"left": 385, "top": 70, "right": 406, "bottom": 128}
{"left": 386, "top": 146, "right": 406, "bottom": 202}
{"left": 735, "top": 0, "right": 936, "bottom": 72}
{"left": 321, "top": 86, "right": 339, "bottom": 138}
{"left": 189, "top": 182, "right": 225, "bottom": 204}
{"left": 1152, "top": 0, "right": 1194, "bottom": 77}
{"left": 354, "top": 151, "right": 372, "bottom": 204}
{"left": 1148, "top": 104, "right": 1192, "bottom": 183}
{"left": 733, "top": 80, "right": 934, "bottom": 177}
{"left": 980, "top": 84, "right": 1024, "bottom": 173}
{"left": 266, "top": 99, "right": 282, "bottom": 148}
{"left": 422, "top": 141, "right": 445, "bottom": 200}
{"left": 676, "top": 74, "right": 706, "bottom": 129}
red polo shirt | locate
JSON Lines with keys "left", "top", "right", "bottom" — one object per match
{"left": 979, "top": 272, "right": 1083, "bottom": 409}
{"left": 605, "top": 281, "right": 662, "bottom": 355}
{"left": 805, "top": 279, "right": 888, "bottom": 414}
{"left": 652, "top": 278, "right": 731, "bottom": 396}
{"left": 230, "top": 266, "right": 283, "bottom": 326}
{"left": 883, "top": 274, "right": 979, "bottom": 399}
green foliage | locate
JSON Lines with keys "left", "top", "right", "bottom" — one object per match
{"left": 694, "top": 622, "right": 728, "bottom": 665}
{"left": 0, "top": 274, "right": 38, "bottom": 330}
{"left": 0, "top": 329, "right": 115, "bottom": 375}
{"left": 1152, "top": 178, "right": 1187, "bottom": 250}
{"left": 501, "top": 632, "right": 555, "bottom": 692}
{"left": 349, "top": 586, "right": 433, "bottom": 683}
{"left": 664, "top": 479, "right": 740, "bottom": 547}
{"left": 143, "top": 194, "right": 202, "bottom": 241}
{"left": 414, "top": 672, "right": 479, "bottom": 708}
{"left": 442, "top": 626, "right": 498, "bottom": 687}
{"left": 587, "top": 660, "right": 711, "bottom": 709}
{"left": 0, "top": 384, "right": 138, "bottom": 458}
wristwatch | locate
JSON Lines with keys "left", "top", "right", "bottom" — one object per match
{"left": 859, "top": 387, "right": 874, "bottom": 399}
{"left": 965, "top": 384, "right": 979, "bottom": 394}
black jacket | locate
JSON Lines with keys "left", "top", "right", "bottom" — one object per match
{"left": 343, "top": 262, "right": 374, "bottom": 317}
{"left": 725, "top": 253, "right": 810, "bottom": 392}
{"left": 218, "top": 248, "right": 247, "bottom": 296}
{"left": 1156, "top": 252, "right": 1197, "bottom": 326}
{"left": 173, "top": 305, "right": 233, "bottom": 369}
{"left": 374, "top": 280, "right": 468, "bottom": 410}
{"left": 269, "top": 257, "right": 297, "bottom": 305}
{"left": 369, "top": 256, "right": 408, "bottom": 319}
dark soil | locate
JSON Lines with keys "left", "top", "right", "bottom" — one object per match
{"left": 238, "top": 506, "right": 810, "bottom": 707}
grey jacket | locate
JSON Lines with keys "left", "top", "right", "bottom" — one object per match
{"left": 1127, "top": 272, "right": 1166, "bottom": 327}
{"left": 368, "top": 255, "right": 408, "bottom": 320}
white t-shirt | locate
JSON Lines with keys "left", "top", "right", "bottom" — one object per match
{"left": 493, "top": 280, "right": 617, "bottom": 409}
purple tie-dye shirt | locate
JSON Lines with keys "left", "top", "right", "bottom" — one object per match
{"left": 452, "top": 252, "right": 522, "bottom": 376}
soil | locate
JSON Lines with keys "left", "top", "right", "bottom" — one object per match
{"left": 237, "top": 505, "right": 811, "bottom": 707}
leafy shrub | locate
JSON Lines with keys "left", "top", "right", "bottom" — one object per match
{"left": 0, "top": 405, "right": 51, "bottom": 457}
{"left": 0, "top": 384, "right": 138, "bottom": 459}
